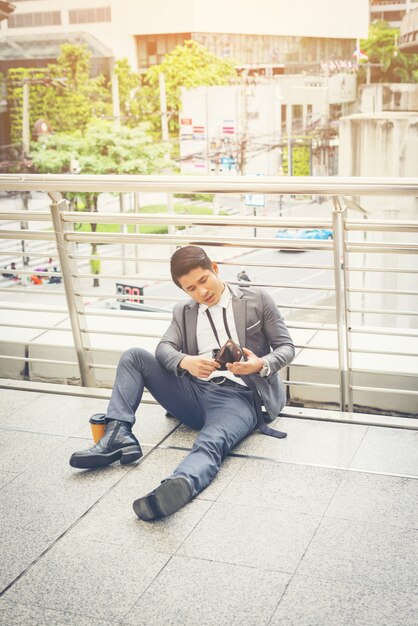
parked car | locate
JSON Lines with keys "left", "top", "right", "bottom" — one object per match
{"left": 275, "top": 228, "right": 333, "bottom": 242}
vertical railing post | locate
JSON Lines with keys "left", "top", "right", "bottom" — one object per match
{"left": 332, "top": 196, "right": 351, "bottom": 412}
{"left": 48, "top": 191, "right": 96, "bottom": 387}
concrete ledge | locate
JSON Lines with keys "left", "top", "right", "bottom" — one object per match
{"left": 1, "top": 378, "right": 417, "bottom": 431}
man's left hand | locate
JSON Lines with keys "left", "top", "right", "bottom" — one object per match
{"left": 226, "top": 348, "right": 263, "bottom": 376}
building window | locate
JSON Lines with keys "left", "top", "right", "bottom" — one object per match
{"left": 69, "top": 7, "right": 111, "bottom": 24}
{"left": 136, "top": 33, "right": 191, "bottom": 69}
{"left": 8, "top": 11, "right": 61, "bottom": 28}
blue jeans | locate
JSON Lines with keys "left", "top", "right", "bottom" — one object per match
{"left": 106, "top": 348, "right": 257, "bottom": 496}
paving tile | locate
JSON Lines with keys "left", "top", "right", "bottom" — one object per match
{"left": 218, "top": 459, "right": 343, "bottom": 517}
{"left": 297, "top": 517, "right": 418, "bottom": 592}
{"left": 349, "top": 427, "right": 418, "bottom": 476}
{"left": 325, "top": 471, "right": 418, "bottom": 528}
{"left": 0, "top": 388, "right": 42, "bottom": 419}
{"left": 0, "top": 392, "right": 177, "bottom": 445}
{"left": 255, "top": 418, "right": 367, "bottom": 468}
{"left": 0, "top": 598, "right": 112, "bottom": 626}
{"left": 177, "top": 501, "right": 321, "bottom": 573}
{"left": 0, "top": 470, "right": 18, "bottom": 489}
{"left": 270, "top": 575, "right": 418, "bottom": 626}
{"left": 133, "top": 402, "right": 179, "bottom": 446}
{"left": 0, "top": 471, "right": 120, "bottom": 590}
{"left": 27, "top": 437, "right": 151, "bottom": 488}
{"left": 125, "top": 555, "right": 290, "bottom": 626}
{"left": 196, "top": 454, "right": 247, "bottom": 501}
{"left": 68, "top": 464, "right": 213, "bottom": 555}
{"left": 0, "top": 393, "right": 109, "bottom": 437}
{"left": 0, "top": 528, "right": 53, "bottom": 592}
{"left": 0, "top": 429, "right": 66, "bottom": 473}
{"left": 3, "top": 536, "right": 171, "bottom": 621}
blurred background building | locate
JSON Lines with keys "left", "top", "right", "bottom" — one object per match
{"left": 0, "top": 0, "right": 369, "bottom": 74}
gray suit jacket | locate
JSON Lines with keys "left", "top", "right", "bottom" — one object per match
{"left": 156, "top": 283, "right": 295, "bottom": 422}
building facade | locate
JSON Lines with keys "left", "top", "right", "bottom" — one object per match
{"left": 179, "top": 74, "right": 358, "bottom": 177}
{"left": 0, "top": 0, "right": 369, "bottom": 73}
{"left": 370, "top": 0, "right": 418, "bottom": 28}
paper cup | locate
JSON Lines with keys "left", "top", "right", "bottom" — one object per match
{"left": 89, "top": 413, "right": 106, "bottom": 443}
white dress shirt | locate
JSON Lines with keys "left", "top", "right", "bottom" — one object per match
{"left": 196, "top": 285, "right": 246, "bottom": 386}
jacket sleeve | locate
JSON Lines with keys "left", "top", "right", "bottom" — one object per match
{"left": 260, "top": 288, "right": 295, "bottom": 374}
{"left": 155, "top": 303, "right": 186, "bottom": 375}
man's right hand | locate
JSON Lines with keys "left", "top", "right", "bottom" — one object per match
{"left": 179, "top": 355, "right": 220, "bottom": 378}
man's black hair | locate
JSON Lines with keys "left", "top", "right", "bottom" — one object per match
{"left": 170, "top": 245, "right": 213, "bottom": 288}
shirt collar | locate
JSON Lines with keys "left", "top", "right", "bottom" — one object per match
{"left": 199, "top": 283, "right": 231, "bottom": 312}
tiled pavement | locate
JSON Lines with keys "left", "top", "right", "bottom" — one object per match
{"left": 0, "top": 388, "right": 417, "bottom": 626}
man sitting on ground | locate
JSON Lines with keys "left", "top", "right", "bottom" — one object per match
{"left": 69, "top": 245, "right": 295, "bottom": 520}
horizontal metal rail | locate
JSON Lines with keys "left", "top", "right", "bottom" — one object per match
{"left": 349, "top": 327, "right": 418, "bottom": 338}
{"left": 0, "top": 229, "right": 55, "bottom": 241}
{"left": 348, "top": 306, "right": 418, "bottom": 316}
{"left": 347, "top": 265, "right": 418, "bottom": 274}
{"left": 352, "top": 386, "right": 418, "bottom": 397}
{"left": 284, "top": 380, "right": 340, "bottom": 389}
{"left": 346, "top": 219, "right": 418, "bottom": 232}
{"left": 0, "top": 354, "right": 79, "bottom": 366}
{"left": 0, "top": 304, "right": 68, "bottom": 314}
{"left": 348, "top": 286, "right": 418, "bottom": 296}
{"left": 71, "top": 253, "right": 335, "bottom": 271}
{"left": 61, "top": 211, "right": 332, "bottom": 229}
{"left": 71, "top": 273, "right": 335, "bottom": 292}
{"left": 346, "top": 242, "right": 418, "bottom": 253}
{"left": 65, "top": 231, "right": 334, "bottom": 250}
{"left": 0, "top": 323, "right": 71, "bottom": 331}
{"left": 0, "top": 174, "right": 416, "bottom": 195}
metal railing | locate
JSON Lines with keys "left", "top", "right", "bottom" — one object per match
{"left": 0, "top": 174, "right": 417, "bottom": 418}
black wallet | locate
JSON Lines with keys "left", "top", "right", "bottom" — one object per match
{"left": 212, "top": 339, "right": 243, "bottom": 370}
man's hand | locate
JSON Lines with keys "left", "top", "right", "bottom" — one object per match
{"left": 226, "top": 348, "right": 263, "bottom": 376}
{"left": 179, "top": 355, "right": 220, "bottom": 378}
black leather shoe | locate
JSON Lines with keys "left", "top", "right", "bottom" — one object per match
{"left": 133, "top": 476, "right": 192, "bottom": 521}
{"left": 69, "top": 420, "right": 142, "bottom": 469}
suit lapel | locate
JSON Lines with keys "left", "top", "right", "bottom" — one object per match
{"left": 184, "top": 305, "right": 198, "bottom": 355}
{"left": 232, "top": 296, "right": 247, "bottom": 348}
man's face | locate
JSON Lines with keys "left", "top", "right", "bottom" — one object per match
{"left": 178, "top": 262, "right": 225, "bottom": 307}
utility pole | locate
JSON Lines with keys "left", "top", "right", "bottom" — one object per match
{"left": 22, "top": 81, "right": 30, "bottom": 157}
{"left": 110, "top": 58, "right": 121, "bottom": 127}
{"left": 159, "top": 72, "right": 174, "bottom": 236}
{"left": 286, "top": 104, "right": 293, "bottom": 176}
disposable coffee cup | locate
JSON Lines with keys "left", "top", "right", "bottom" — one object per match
{"left": 89, "top": 413, "right": 106, "bottom": 443}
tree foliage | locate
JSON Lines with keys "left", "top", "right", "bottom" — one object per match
{"left": 114, "top": 57, "right": 141, "bottom": 124}
{"left": 7, "top": 44, "right": 111, "bottom": 145}
{"left": 137, "top": 40, "right": 237, "bottom": 136}
{"left": 30, "top": 119, "right": 167, "bottom": 177}
{"left": 30, "top": 119, "right": 168, "bottom": 285}
{"left": 360, "top": 20, "right": 418, "bottom": 83}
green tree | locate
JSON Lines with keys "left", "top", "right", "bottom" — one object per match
{"left": 7, "top": 44, "right": 112, "bottom": 146}
{"left": 360, "top": 20, "right": 418, "bottom": 83}
{"left": 114, "top": 57, "right": 141, "bottom": 124}
{"left": 30, "top": 119, "right": 167, "bottom": 285}
{"left": 137, "top": 40, "right": 237, "bottom": 137}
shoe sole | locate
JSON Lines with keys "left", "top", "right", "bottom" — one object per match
{"left": 69, "top": 445, "right": 142, "bottom": 469}
{"left": 133, "top": 477, "right": 192, "bottom": 521}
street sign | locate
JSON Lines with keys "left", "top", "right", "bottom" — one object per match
{"left": 116, "top": 282, "right": 143, "bottom": 304}
{"left": 245, "top": 173, "right": 265, "bottom": 207}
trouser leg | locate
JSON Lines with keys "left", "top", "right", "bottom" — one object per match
{"left": 106, "top": 348, "right": 203, "bottom": 428}
{"left": 170, "top": 386, "right": 257, "bottom": 496}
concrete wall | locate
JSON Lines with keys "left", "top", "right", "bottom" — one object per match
{"left": 338, "top": 111, "right": 418, "bottom": 329}
{"left": 359, "top": 84, "right": 418, "bottom": 115}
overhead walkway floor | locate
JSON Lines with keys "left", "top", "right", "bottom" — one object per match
{"left": 0, "top": 386, "right": 417, "bottom": 625}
